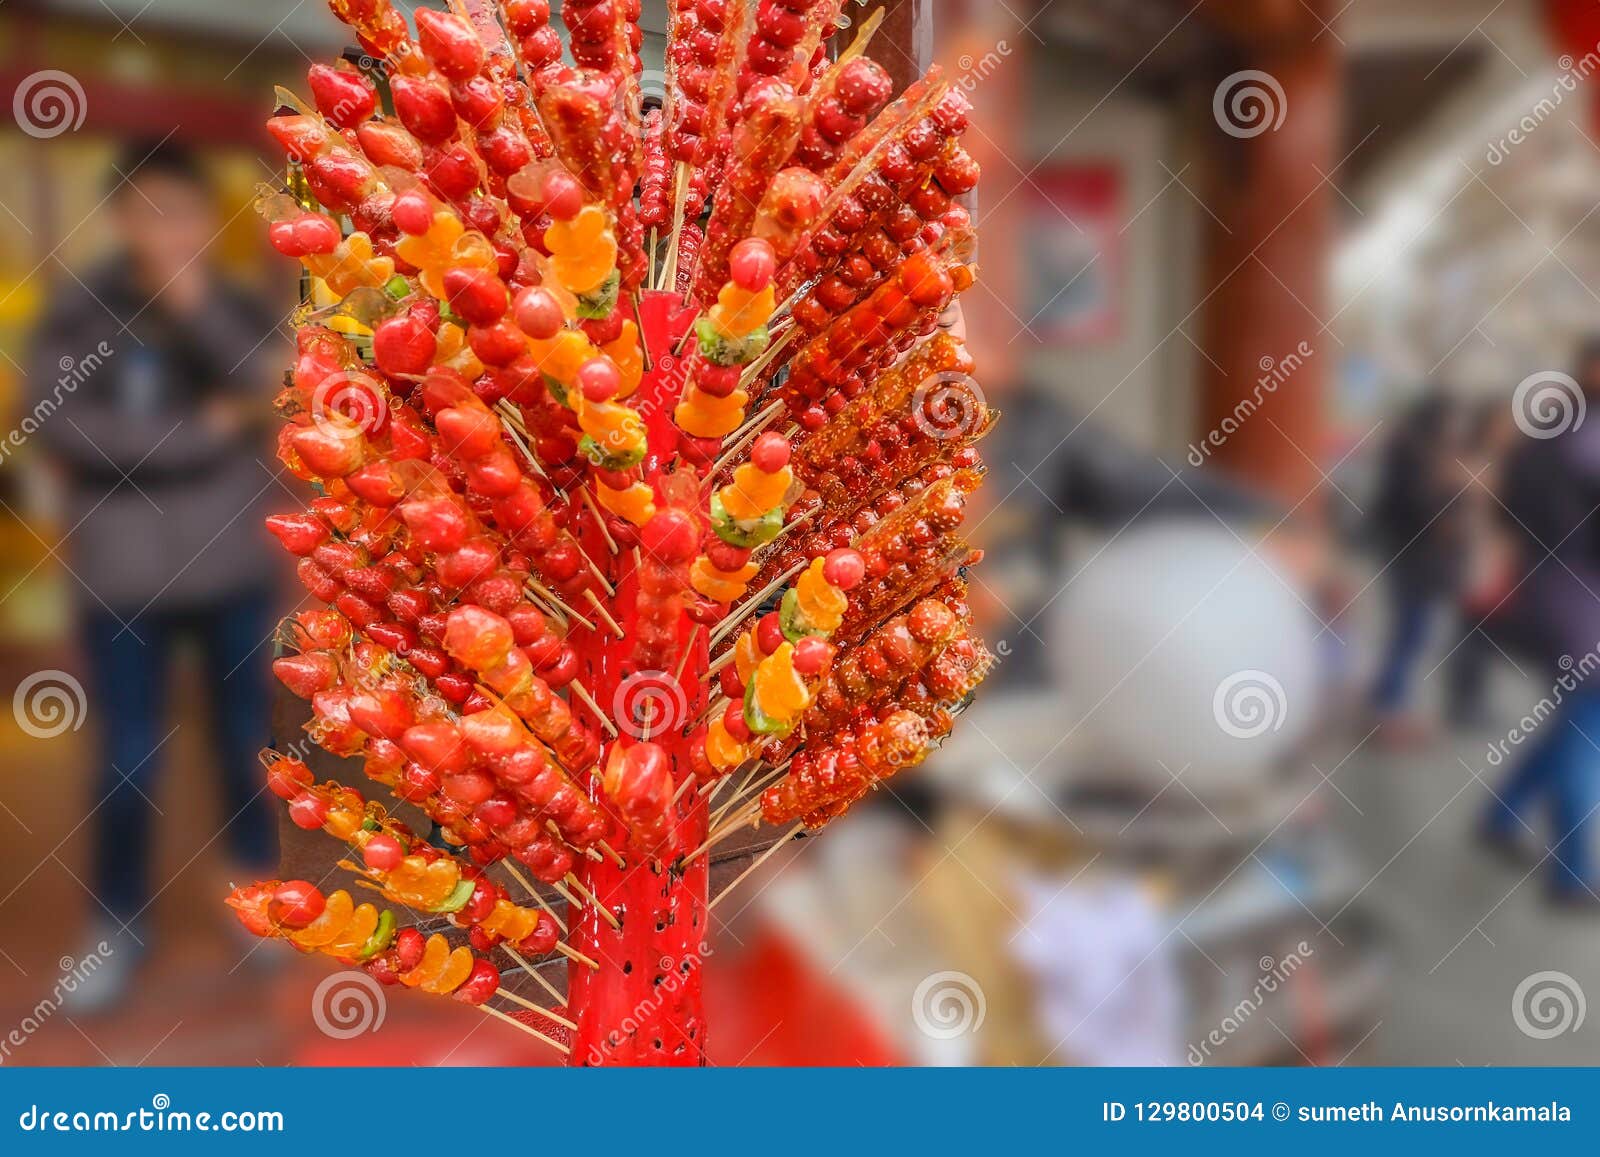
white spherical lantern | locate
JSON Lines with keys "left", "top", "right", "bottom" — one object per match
{"left": 1057, "top": 521, "right": 1318, "bottom": 796}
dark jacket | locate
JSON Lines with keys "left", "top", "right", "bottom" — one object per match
{"left": 1499, "top": 417, "right": 1600, "bottom": 665}
{"left": 1369, "top": 398, "right": 1469, "bottom": 598}
{"left": 23, "top": 259, "right": 284, "bottom": 612}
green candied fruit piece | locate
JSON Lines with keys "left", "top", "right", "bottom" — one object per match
{"left": 743, "top": 678, "right": 789, "bottom": 738}
{"left": 433, "top": 877, "right": 476, "bottom": 914}
{"left": 355, "top": 909, "right": 396, "bottom": 961}
{"left": 578, "top": 433, "right": 646, "bottom": 471}
{"left": 575, "top": 269, "right": 621, "bottom": 319}
{"left": 710, "top": 492, "right": 784, "bottom": 548}
{"left": 696, "top": 318, "right": 770, "bottom": 367}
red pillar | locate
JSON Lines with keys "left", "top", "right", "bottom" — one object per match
{"left": 1196, "top": 5, "right": 1341, "bottom": 505}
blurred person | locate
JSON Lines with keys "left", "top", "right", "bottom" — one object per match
{"left": 1480, "top": 339, "right": 1600, "bottom": 908}
{"left": 23, "top": 140, "right": 282, "bottom": 1007}
{"left": 1446, "top": 399, "right": 1519, "bottom": 729}
{"left": 1366, "top": 388, "right": 1471, "bottom": 745}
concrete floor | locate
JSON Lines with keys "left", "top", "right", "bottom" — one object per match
{"left": 1326, "top": 704, "right": 1600, "bottom": 1064}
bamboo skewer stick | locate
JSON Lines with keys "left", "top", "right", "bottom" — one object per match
{"left": 569, "top": 678, "right": 619, "bottom": 737}
{"left": 710, "top": 562, "right": 806, "bottom": 647}
{"left": 711, "top": 762, "right": 759, "bottom": 824}
{"left": 479, "top": 1002, "right": 571, "bottom": 1054}
{"left": 709, "top": 761, "right": 789, "bottom": 830}
{"left": 555, "top": 941, "right": 600, "bottom": 970}
{"left": 681, "top": 796, "right": 765, "bottom": 863}
{"left": 564, "top": 874, "right": 621, "bottom": 929}
{"left": 501, "top": 944, "right": 571, "bottom": 1011}
{"left": 671, "top": 774, "right": 698, "bottom": 808}
{"left": 598, "top": 839, "right": 626, "bottom": 869}
{"left": 500, "top": 862, "right": 567, "bottom": 933}
{"left": 632, "top": 290, "right": 653, "bottom": 370}
{"left": 710, "top": 827, "right": 801, "bottom": 910}
{"left": 579, "top": 486, "right": 620, "bottom": 556}
{"left": 527, "top": 581, "right": 597, "bottom": 633}
{"left": 497, "top": 405, "right": 553, "bottom": 483}
{"left": 673, "top": 313, "right": 703, "bottom": 356}
{"left": 711, "top": 799, "right": 763, "bottom": 845}
{"left": 585, "top": 590, "right": 627, "bottom": 639}
{"left": 711, "top": 400, "right": 785, "bottom": 475}
{"left": 715, "top": 763, "right": 790, "bottom": 828}
{"left": 583, "top": 554, "right": 616, "bottom": 597}
{"left": 706, "top": 648, "right": 736, "bottom": 678}
{"left": 737, "top": 326, "right": 799, "bottom": 391}
{"left": 673, "top": 625, "right": 702, "bottom": 684}
{"left": 498, "top": 986, "right": 580, "bottom": 1032}
{"left": 660, "top": 162, "right": 690, "bottom": 291}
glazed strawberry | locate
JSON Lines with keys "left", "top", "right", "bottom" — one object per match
{"left": 452, "top": 959, "right": 501, "bottom": 1005}
{"left": 444, "top": 606, "right": 516, "bottom": 670}
{"left": 272, "top": 653, "right": 339, "bottom": 699}
{"left": 357, "top": 119, "right": 425, "bottom": 170}
{"left": 416, "top": 8, "right": 486, "bottom": 81}
{"left": 391, "top": 187, "right": 437, "bottom": 236}
{"left": 391, "top": 74, "right": 456, "bottom": 144}
{"left": 264, "top": 512, "right": 330, "bottom": 556}
{"left": 307, "top": 63, "right": 376, "bottom": 129}
{"left": 443, "top": 267, "right": 510, "bottom": 326}
{"left": 397, "top": 497, "right": 467, "bottom": 552}
{"left": 373, "top": 312, "right": 438, "bottom": 377}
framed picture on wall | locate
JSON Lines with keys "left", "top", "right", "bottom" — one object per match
{"left": 1026, "top": 164, "right": 1122, "bottom": 344}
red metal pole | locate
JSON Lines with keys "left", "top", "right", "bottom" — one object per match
{"left": 565, "top": 291, "right": 712, "bottom": 1066}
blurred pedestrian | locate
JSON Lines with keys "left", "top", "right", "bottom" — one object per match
{"left": 24, "top": 139, "right": 282, "bottom": 1006}
{"left": 1481, "top": 339, "right": 1600, "bottom": 908}
{"left": 1446, "top": 399, "right": 1518, "bottom": 728}
{"left": 1367, "top": 388, "right": 1471, "bottom": 744}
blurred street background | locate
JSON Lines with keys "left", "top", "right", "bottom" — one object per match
{"left": 5, "top": 0, "right": 1600, "bottom": 1066}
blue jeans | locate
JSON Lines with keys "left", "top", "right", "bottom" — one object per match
{"left": 81, "top": 591, "right": 279, "bottom": 929}
{"left": 1484, "top": 686, "right": 1600, "bottom": 894}
{"left": 1372, "top": 588, "right": 1438, "bottom": 715}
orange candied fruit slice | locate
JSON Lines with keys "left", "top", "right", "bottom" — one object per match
{"left": 290, "top": 889, "right": 356, "bottom": 949}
